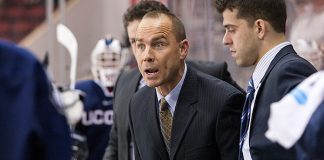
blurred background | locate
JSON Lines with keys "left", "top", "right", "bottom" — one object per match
{"left": 1, "top": 0, "right": 323, "bottom": 88}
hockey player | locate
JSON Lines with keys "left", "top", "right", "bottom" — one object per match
{"left": 0, "top": 40, "right": 72, "bottom": 159}
{"left": 74, "top": 36, "right": 126, "bottom": 160}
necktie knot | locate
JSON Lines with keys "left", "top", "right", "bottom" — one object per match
{"left": 159, "top": 98, "right": 169, "bottom": 111}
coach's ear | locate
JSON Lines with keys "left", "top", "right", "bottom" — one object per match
{"left": 254, "top": 19, "right": 265, "bottom": 40}
{"left": 179, "top": 39, "right": 189, "bottom": 60}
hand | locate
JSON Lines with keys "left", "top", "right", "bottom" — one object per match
{"left": 60, "top": 89, "right": 85, "bottom": 126}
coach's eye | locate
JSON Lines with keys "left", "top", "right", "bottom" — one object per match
{"left": 136, "top": 43, "right": 146, "bottom": 51}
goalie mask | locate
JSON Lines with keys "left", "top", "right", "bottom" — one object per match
{"left": 91, "top": 37, "right": 125, "bottom": 88}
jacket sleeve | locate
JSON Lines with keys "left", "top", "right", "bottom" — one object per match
{"left": 103, "top": 71, "right": 125, "bottom": 160}
{"left": 216, "top": 91, "right": 245, "bottom": 160}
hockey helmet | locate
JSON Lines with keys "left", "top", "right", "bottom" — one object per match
{"left": 91, "top": 36, "right": 125, "bottom": 87}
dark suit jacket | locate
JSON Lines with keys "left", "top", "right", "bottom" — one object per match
{"left": 187, "top": 60, "right": 244, "bottom": 93}
{"left": 103, "top": 61, "right": 243, "bottom": 160}
{"left": 129, "top": 66, "right": 245, "bottom": 160}
{"left": 249, "top": 45, "right": 317, "bottom": 160}
{"left": 103, "top": 68, "right": 142, "bottom": 160}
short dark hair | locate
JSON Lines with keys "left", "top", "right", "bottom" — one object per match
{"left": 215, "top": 0, "right": 287, "bottom": 33}
{"left": 123, "top": 0, "right": 170, "bottom": 32}
{"left": 143, "top": 10, "right": 186, "bottom": 42}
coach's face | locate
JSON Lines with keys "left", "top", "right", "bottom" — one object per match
{"left": 222, "top": 8, "right": 261, "bottom": 67}
{"left": 127, "top": 19, "right": 141, "bottom": 54}
{"left": 134, "top": 15, "right": 188, "bottom": 95}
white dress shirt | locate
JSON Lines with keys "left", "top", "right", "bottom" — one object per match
{"left": 156, "top": 64, "right": 187, "bottom": 116}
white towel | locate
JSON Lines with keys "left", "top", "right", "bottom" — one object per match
{"left": 265, "top": 71, "right": 324, "bottom": 149}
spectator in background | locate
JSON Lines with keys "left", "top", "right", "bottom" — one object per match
{"left": 215, "top": 0, "right": 317, "bottom": 159}
{"left": 74, "top": 36, "right": 126, "bottom": 160}
{"left": 289, "top": 0, "right": 324, "bottom": 70}
{"left": 0, "top": 40, "right": 71, "bottom": 160}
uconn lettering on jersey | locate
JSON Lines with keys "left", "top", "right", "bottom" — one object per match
{"left": 81, "top": 110, "right": 113, "bottom": 126}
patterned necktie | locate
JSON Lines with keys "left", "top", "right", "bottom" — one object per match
{"left": 159, "top": 97, "right": 173, "bottom": 154}
{"left": 239, "top": 78, "right": 255, "bottom": 160}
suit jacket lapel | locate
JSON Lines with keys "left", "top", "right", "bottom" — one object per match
{"left": 144, "top": 88, "right": 170, "bottom": 159}
{"left": 126, "top": 69, "right": 144, "bottom": 148}
{"left": 251, "top": 45, "right": 296, "bottom": 128}
{"left": 170, "top": 67, "right": 198, "bottom": 159}
{"left": 129, "top": 68, "right": 143, "bottom": 92}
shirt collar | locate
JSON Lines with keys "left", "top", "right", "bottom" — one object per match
{"left": 138, "top": 77, "right": 146, "bottom": 89}
{"left": 252, "top": 41, "right": 291, "bottom": 89}
{"left": 156, "top": 63, "right": 187, "bottom": 115}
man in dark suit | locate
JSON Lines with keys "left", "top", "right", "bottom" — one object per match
{"left": 128, "top": 10, "right": 244, "bottom": 160}
{"left": 0, "top": 40, "right": 71, "bottom": 160}
{"left": 103, "top": 1, "right": 243, "bottom": 160}
{"left": 215, "top": 0, "right": 317, "bottom": 159}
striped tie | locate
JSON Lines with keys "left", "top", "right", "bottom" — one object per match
{"left": 159, "top": 97, "right": 173, "bottom": 154}
{"left": 239, "top": 78, "right": 255, "bottom": 160}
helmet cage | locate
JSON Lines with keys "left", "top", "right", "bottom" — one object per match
{"left": 91, "top": 37, "right": 125, "bottom": 87}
